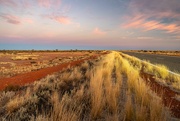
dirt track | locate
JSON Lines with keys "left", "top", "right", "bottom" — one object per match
{"left": 0, "top": 55, "right": 99, "bottom": 91}
{"left": 123, "top": 52, "right": 180, "bottom": 72}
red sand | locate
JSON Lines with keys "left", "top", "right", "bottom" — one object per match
{"left": 141, "top": 72, "right": 180, "bottom": 118}
{"left": 0, "top": 54, "right": 100, "bottom": 91}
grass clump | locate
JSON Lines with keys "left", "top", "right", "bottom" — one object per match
{"left": 154, "top": 64, "right": 169, "bottom": 79}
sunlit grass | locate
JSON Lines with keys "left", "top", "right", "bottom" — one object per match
{"left": 120, "top": 52, "right": 180, "bottom": 90}
{"left": 0, "top": 51, "right": 172, "bottom": 120}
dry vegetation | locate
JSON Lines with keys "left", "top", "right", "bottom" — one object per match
{"left": 0, "top": 51, "right": 97, "bottom": 78}
{"left": 11, "top": 53, "right": 39, "bottom": 60}
{"left": 120, "top": 52, "right": 180, "bottom": 91}
{"left": 125, "top": 50, "right": 180, "bottom": 56}
{"left": 0, "top": 51, "right": 174, "bottom": 120}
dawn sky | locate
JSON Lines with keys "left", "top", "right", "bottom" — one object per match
{"left": 0, "top": 0, "right": 179, "bottom": 50}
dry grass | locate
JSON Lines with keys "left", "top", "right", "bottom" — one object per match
{"left": 11, "top": 55, "right": 39, "bottom": 60}
{"left": 154, "top": 64, "right": 169, "bottom": 79}
{"left": 6, "top": 96, "right": 26, "bottom": 113}
{"left": 125, "top": 93, "right": 134, "bottom": 121}
{"left": 0, "top": 52, "right": 94, "bottom": 79}
{"left": 133, "top": 50, "right": 180, "bottom": 56}
{"left": 90, "top": 68, "right": 105, "bottom": 119}
{"left": 142, "top": 60, "right": 154, "bottom": 73}
{"left": 50, "top": 93, "right": 82, "bottom": 121}
{"left": 120, "top": 52, "right": 180, "bottom": 91}
{"left": 119, "top": 52, "right": 171, "bottom": 121}
{"left": 171, "top": 75, "right": 180, "bottom": 90}
{"left": 0, "top": 51, "right": 173, "bottom": 121}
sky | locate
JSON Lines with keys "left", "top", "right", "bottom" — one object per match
{"left": 0, "top": 0, "right": 179, "bottom": 50}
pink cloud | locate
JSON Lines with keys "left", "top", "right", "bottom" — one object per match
{"left": 38, "top": 0, "right": 61, "bottom": 8}
{"left": 123, "top": 0, "right": 180, "bottom": 34}
{"left": 54, "top": 16, "right": 71, "bottom": 24}
{"left": 123, "top": 15, "right": 180, "bottom": 33}
{"left": 137, "top": 36, "right": 154, "bottom": 40}
{"left": 0, "top": 0, "right": 17, "bottom": 7}
{"left": 128, "top": 0, "right": 180, "bottom": 16}
{"left": 23, "top": 18, "right": 34, "bottom": 24}
{"left": 155, "top": 11, "right": 180, "bottom": 20}
{"left": 93, "top": 27, "right": 106, "bottom": 35}
{"left": 45, "top": 15, "right": 71, "bottom": 24}
{"left": 38, "top": 0, "right": 51, "bottom": 8}
{"left": 0, "top": 13, "right": 35, "bottom": 25}
{"left": 0, "top": 14, "right": 20, "bottom": 24}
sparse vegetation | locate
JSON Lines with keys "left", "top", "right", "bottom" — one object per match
{"left": 120, "top": 52, "right": 180, "bottom": 91}
{"left": 0, "top": 51, "right": 173, "bottom": 121}
{"left": 124, "top": 50, "right": 180, "bottom": 56}
{"left": 11, "top": 55, "right": 39, "bottom": 60}
{"left": 0, "top": 51, "right": 99, "bottom": 78}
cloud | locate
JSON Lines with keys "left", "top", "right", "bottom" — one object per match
{"left": 23, "top": 18, "right": 34, "bottom": 24}
{"left": 38, "top": 0, "right": 61, "bottom": 8}
{"left": 93, "top": 27, "right": 106, "bottom": 35}
{"left": 0, "top": 13, "right": 35, "bottom": 25}
{"left": 0, "top": 0, "right": 62, "bottom": 10}
{"left": 128, "top": 0, "right": 180, "bottom": 16}
{"left": 45, "top": 15, "right": 71, "bottom": 24}
{"left": 0, "top": 14, "right": 20, "bottom": 24}
{"left": 0, "top": 0, "right": 17, "bottom": 7}
{"left": 123, "top": 14, "right": 180, "bottom": 33}
{"left": 123, "top": 0, "right": 180, "bottom": 34}
{"left": 38, "top": 0, "right": 51, "bottom": 8}
{"left": 137, "top": 36, "right": 155, "bottom": 40}
{"left": 53, "top": 16, "right": 71, "bottom": 24}
{"left": 0, "top": 0, "right": 70, "bottom": 25}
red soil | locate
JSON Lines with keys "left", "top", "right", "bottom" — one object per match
{"left": 141, "top": 72, "right": 180, "bottom": 118}
{"left": 0, "top": 52, "right": 97, "bottom": 68}
{"left": 0, "top": 54, "right": 100, "bottom": 91}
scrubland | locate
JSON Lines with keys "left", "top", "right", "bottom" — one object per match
{"left": 0, "top": 51, "right": 175, "bottom": 121}
{"left": 124, "top": 50, "right": 180, "bottom": 56}
{"left": 120, "top": 52, "right": 180, "bottom": 91}
{"left": 0, "top": 51, "right": 97, "bottom": 78}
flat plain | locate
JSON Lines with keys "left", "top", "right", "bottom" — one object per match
{"left": 123, "top": 51, "right": 180, "bottom": 72}
{"left": 0, "top": 50, "right": 179, "bottom": 121}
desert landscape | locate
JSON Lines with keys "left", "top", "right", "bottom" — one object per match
{"left": 0, "top": 0, "right": 179, "bottom": 120}
{"left": 0, "top": 50, "right": 180, "bottom": 121}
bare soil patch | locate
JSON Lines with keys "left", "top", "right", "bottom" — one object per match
{"left": 141, "top": 72, "right": 180, "bottom": 118}
{"left": 0, "top": 51, "right": 102, "bottom": 79}
{"left": 0, "top": 52, "right": 105, "bottom": 91}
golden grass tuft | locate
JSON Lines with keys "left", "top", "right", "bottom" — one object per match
{"left": 125, "top": 93, "right": 134, "bottom": 121}
{"left": 155, "top": 64, "right": 169, "bottom": 79}
{"left": 6, "top": 96, "right": 26, "bottom": 113}
{"left": 90, "top": 67, "right": 105, "bottom": 119}
{"left": 50, "top": 93, "right": 82, "bottom": 121}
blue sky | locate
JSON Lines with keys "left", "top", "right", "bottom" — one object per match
{"left": 0, "top": 0, "right": 179, "bottom": 50}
